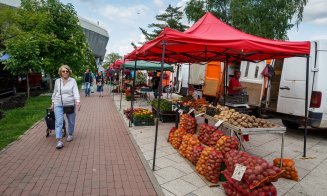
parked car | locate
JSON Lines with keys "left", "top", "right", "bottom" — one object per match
{"left": 15, "top": 73, "right": 43, "bottom": 92}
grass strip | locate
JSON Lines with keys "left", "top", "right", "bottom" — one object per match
{"left": 0, "top": 96, "right": 51, "bottom": 151}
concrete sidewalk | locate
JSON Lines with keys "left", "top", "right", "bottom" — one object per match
{"left": 0, "top": 89, "right": 159, "bottom": 196}
{"left": 113, "top": 91, "right": 327, "bottom": 196}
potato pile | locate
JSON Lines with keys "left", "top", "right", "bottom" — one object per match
{"left": 225, "top": 150, "right": 284, "bottom": 189}
{"left": 179, "top": 114, "right": 197, "bottom": 134}
{"left": 196, "top": 147, "right": 214, "bottom": 176}
{"left": 191, "top": 145, "right": 204, "bottom": 165}
{"left": 204, "top": 149, "right": 223, "bottom": 184}
{"left": 216, "top": 136, "right": 239, "bottom": 155}
{"left": 198, "top": 124, "right": 223, "bottom": 146}
{"left": 273, "top": 158, "right": 299, "bottom": 181}
{"left": 222, "top": 171, "right": 277, "bottom": 196}
{"left": 169, "top": 128, "right": 187, "bottom": 149}
{"left": 214, "top": 108, "right": 278, "bottom": 128}
{"left": 179, "top": 134, "right": 200, "bottom": 161}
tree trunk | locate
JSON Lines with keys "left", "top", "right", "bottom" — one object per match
{"left": 49, "top": 75, "right": 53, "bottom": 92}
{"left": 26, "top": 72, "right": 30, "bottom": 98}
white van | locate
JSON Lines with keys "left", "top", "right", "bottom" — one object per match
{"left": 240, "top": 40, "right": 327, "bottom": 129}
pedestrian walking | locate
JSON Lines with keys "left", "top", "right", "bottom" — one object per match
{"left": 84, "top": 68, "right": 93, "bottom": 96}
{"left": 51, "top": 65, "right": 81, "bottom": 149}
{"left": 96, "top": 71, "right": 105, "bottom": 97}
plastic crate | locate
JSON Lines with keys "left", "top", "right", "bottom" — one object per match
{"left": 225, "top": 95, "right": 249, "bottom": 104}
{"left": 133, "top": 118, "right": 155, "bottom": 126}
{"left": 160, "top": 111, "right": 176, "bottom": 123}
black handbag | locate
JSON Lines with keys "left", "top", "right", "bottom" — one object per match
{"left": 60, "top": 79, "right": 75, "bottom": 114}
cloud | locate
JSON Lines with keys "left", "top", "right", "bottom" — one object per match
{"left": 311, "top": 34, "right": 327, "bottom": 40}
{"left": 303, "top": 0, "right": 327, "bottom": 25}
{"left": 152, "top": 0, "right": 164, "bottom": 7}
{"left": 101, "top": 4, "right": 149, "bottom": 22}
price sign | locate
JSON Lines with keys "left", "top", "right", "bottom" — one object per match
{"left": 195, "top": 113, "right": 204, "bottom": 117}
{"left": 178, "top": 109, "right": 184, "bottom": 115}
{"left": 214, "top": 120, "right": 224, "bottom": 127}
{"left": 232, "top": 164, "right": 247, "bottom": 181}
{"left": 188, "top": 108, "right": 195, "bottom": 114}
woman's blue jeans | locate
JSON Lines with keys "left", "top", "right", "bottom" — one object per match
{"left": 54, "top": 105, "right": 76, "bottom": 139}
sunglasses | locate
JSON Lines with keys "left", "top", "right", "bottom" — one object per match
{"left": 61, "top": 70, "right": 69, "bottom": 73}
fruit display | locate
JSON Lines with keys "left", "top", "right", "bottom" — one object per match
{"left": 223, "top": 171, "right": 277, "bottom": 196}
{"left": 273, "top": 158, "right": 299, "bottom": 181}
{"left": 198, "top": 124, "right": 224, "bottom": 146}
{"left": 212, "top": 105, "right": 279, "bottom": 128}
{"left": 179, "top": 114, "right": 197, "bottom": 134}
{"left": 203, "top": 149, "right": 224, "bottom": 184}
{"left": 168, "top": 127, "right": 177, "bottom": 142}
{"left": 179, "top": 134, "right": 201, "bottom": 161}
{"left": 169, "top": 128, "right": 187, "bottom": 149}
{"left": 224, "top": 150, "right": 284, "bottom": 189}
{"left": 215, "top": 136, "right": 239, "bottom": 155}
{"left": 196, "top": 147, "right": 214, "bottom": 176}
{"left": 191, "top": 145, "right": 204, "bottom": 165}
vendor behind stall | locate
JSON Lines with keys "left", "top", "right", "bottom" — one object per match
{"left": 228, "top": 70, "right": 247, "bottom": 95}
{"left": 151, "top": 72, "right": 160, "bottom": 98}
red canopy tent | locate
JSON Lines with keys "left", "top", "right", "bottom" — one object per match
{"left": 126, "top": 12, "right": 310, "bottom": 63}
{"left": 125, "top": 13, "right": 312, "bottom": 170}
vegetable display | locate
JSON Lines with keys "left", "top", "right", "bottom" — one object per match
{"left": 273, "top": 158, "right": 299, "bottom": 181}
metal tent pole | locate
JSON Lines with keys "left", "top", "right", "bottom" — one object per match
{"left": 119, "top": 59, "right": 125, "bottom": 110}
{"left": 129, "top": 58, "right": 137, "bottom": 127}
{"left": 153, "top": 40, "right": 166, "bottom": 171}
{"left": 303, "top": 55, "right": 310, "bottom": 157}
{"left": 224, "top": 56, "right": 229, "bottom": 105}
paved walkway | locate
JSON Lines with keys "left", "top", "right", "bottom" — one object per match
{"left": 0, "top": 89, "right": 159, "bottom": 196}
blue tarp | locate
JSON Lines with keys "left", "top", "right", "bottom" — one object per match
{"left": 0, "top": 53, "right": 10, "bottom": 61}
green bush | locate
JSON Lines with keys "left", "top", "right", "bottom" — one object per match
{"left": 152, "top": 99, "right": 172, "bottom": 112}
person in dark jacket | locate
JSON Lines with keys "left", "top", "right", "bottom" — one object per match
{"left": 84, "top": 68, "right": 93, "bottom": 96}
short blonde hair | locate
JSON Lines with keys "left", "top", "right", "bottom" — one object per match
{"left": 58, "top": 64, "right": 72, "bottom": 76}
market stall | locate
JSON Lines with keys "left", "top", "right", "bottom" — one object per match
{"left": 124, "top": 12, "right": 311, "bottom": 172}
{"left": 118, "top": 60, "right": 174, "bottom": 126}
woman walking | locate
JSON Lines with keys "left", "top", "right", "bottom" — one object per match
{"left": 51, "top": 65, "right": 81, "bottom": 149}
{"left": 96, "top": 71, "right": 105, "bottom": 97}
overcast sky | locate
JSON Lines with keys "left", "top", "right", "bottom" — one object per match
{"left": 60, "top": 0, "right": 327, "bottom": 57}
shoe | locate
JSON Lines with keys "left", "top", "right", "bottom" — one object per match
{"left": 56, "top": 141, "right": 64, "bottom": 149}
{"left": 67, "top": 135, "right": 73, "bottom": 142}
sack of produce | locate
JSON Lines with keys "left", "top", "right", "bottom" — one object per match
{"left": 203, "top": 149, "right": 224, "bottom": 184}
{"left": 179, "top": 134, "right": 200, "bottom": 161}
{"left": 198, "top": 124, "right": 224, "bottom": 146}
{"left": 224, "top": 150, "right": 284, "bottom": 189}
{"left": 170, "top": 128, "right": 187, "bottom": 149}
{"left": 196, "top": 147, "right": 214, "bottom": 176}
{"left": 168, "top": 127, "right": 177, "bottom": 142}
{"left": 222, "top": 182, "right": 242, "bottom": 196}
{"left": 222, "top": 171, "right": 277, "bottom": 196}
{"left": 215, "top": 136, "right": 239, "bottom": 155}
{"left": 179, "top": 114, "right": 197, "bottom": 134}
{"left": 273, "top": 158, "right": 299, "bottom": 181}
{"left": 191, "top": 145, "right": 204, "bottom": 165}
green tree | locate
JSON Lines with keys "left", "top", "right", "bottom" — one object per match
{"left": 184, "top": 0, "right": 308, "bottom": 40}
{"left": 3, "top": 0, "right": 95, "bottom": 93}
{"left": 138, "top": 4, "right": 189, "bottom": 43}
{"left": 104, "top": 52, "right": 122, "bottom": 69}
{"left": 0, "top": 5, "right": 20, "bottom": 51}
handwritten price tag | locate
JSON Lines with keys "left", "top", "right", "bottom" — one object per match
{"left": 178, "top": 109, "right": 184, "bottom": 115}
{"left": 214, "top": 120, "right": 224, "bottom": 127}
{"left": 188, "top": 108, "right": 195, "bottom": 114}
{"left": 232, "top": 164, "right": 247, "bottom": 181}
{"left": 195, "top": 113, "right": 204, "bottom": 117}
